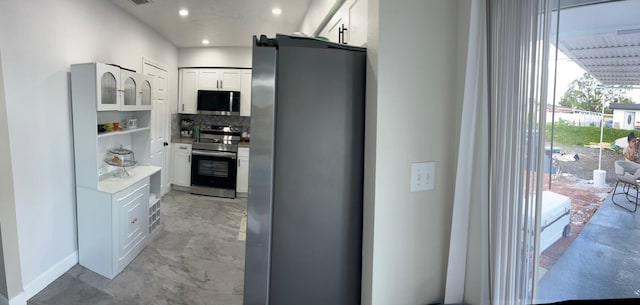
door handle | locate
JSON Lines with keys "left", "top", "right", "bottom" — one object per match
{"left": 164, "top": 142, "right": 169, "bottom": 146}
{"left": 192, "top": 150, "right": 237, "bottom": 159}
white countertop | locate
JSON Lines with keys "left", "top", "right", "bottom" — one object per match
{"left": 98, "top": 165, "right": 161, "bottom": 194}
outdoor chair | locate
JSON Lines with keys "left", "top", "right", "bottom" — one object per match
{"left": 612, "top": 160, "right": 640, "bottom": 212}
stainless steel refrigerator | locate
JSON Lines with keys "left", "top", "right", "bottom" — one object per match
{"left": 243, "top": 34, "right": 366, "bottom": 305}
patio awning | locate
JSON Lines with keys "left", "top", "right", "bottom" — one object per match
{"left": 553, "top": 0, "right": 640, "bottom": 86}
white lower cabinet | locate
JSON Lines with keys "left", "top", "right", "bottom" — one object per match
{"left": 237, "top": 147, "right": 249, "bottom": 193}
{"left": 77, "top": 172, "right": 159, "bottom": 280}
{"left": 172, "top": 143, "right": 192, "bottom": 187}
{"left": 114, "top": 180, "right": 149, "bottom": 272}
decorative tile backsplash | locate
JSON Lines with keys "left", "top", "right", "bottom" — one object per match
{"left": 172, "top": 114, "right": 251, "bottom": 134}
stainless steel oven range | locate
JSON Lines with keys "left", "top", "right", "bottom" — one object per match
{"left": 190, "top": 125, "right": 241, "bottom": 198}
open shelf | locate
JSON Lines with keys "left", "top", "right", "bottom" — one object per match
{"left": 97, "top": 127, "right": 150, "bottom": 138}
{"left": 149, "top": 198, "right": 160, "bottom": 208}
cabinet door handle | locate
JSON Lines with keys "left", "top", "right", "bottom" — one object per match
{"left": 131, "top": 218, "right": 138, "bottom": 224}
{"left": 338, "top": 24, "right": 348, "bottom": 44}
{"left": 182, "top": 104, "right": 185, "bottom": 112}
{"left": 188, "top": 155, "right": 191, "bottom": 163}
{"left": 238, "top": 159, "right": 241, "bottom": 167}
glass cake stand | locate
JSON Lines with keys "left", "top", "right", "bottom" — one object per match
{"left": 104, "top": 145, "right": 137, "bottom": 177}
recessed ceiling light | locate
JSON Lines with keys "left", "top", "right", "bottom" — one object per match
{"left": 179, "top": 9, "right": 189, "bottom": 17}
{"left": 202, "top": 39, "right": 210, "bottom": 45}
{"left": 272, "top": 8, "right": 282, "bottom": 16}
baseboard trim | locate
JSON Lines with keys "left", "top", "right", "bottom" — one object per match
{"left": 171, "top": 184, "right": 189, "bottom": 192}
{"left": 7, "top": 292, "right": 25, "bottom": 305}
{"left": 9, "top": 251, "right": 78, "bottom": 305}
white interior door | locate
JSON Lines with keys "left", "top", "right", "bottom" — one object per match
{"left": 143, "top": 59, "right": 170, "bottom": 195}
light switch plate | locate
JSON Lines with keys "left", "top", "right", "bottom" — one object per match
{"left": 410, "top": 161, "right": 435, "bottom": 192}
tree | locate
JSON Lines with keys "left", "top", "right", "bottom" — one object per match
{"left": 559, "top": 73, "right": 634, "bottom": 114}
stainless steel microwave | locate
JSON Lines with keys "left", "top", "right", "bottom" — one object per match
{"left": 197, "top": 90, "right": 240, "bottom": 115}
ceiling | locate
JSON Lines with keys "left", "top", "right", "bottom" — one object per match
{"left": 110, "top": 0, "right": 312, "bottom": 48}
{"left": 554, "top": 0, "right": 640, "bottom": 86}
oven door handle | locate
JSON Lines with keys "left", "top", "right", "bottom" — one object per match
{"left": 192, "top": 150, "right": 237, "bottom": 159}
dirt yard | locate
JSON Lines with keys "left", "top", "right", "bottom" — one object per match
{"left": 549, "top": 143, "right": 621, "bottom": 185}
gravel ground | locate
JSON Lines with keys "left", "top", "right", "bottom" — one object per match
{"left": 549, "top": 143, "right": 621, "bottom": 185}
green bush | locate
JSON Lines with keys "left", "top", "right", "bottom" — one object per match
{"left": 545, "top": 124, "right": 630, "bottom": 146}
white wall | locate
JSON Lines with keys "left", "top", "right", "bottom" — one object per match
{"left": 0, "top": 49, "right": 23, "bottom": 302}
{"left": 0, "top": 51, "right": 8, "bottom": 301}
{"left": 364, "top": 1, "right": 462, "bottom": 304}
{"left": 0, "top": 0, "right": 178, "bottom": 300}
{"left": 178, "top": 47, "right": 252, "bottom": 68}
{"left": 0, "top": 226, "right": 5, "bottom": 299}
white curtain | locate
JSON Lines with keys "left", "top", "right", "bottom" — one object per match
{"left": 445, "top": 0, "right": 551, "bottom": 304}
{"left": 444, "top": 0, "right": 489, "bottom": 302}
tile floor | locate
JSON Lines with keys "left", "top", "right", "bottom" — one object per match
{"left": 538, "top": 174, "right": 611, "bottom": 274}
{"left": 28, "top": 190, "right": 247, "bottom": 305}
{"left": 536, "top": 186, "right": 640, "bottom": 303}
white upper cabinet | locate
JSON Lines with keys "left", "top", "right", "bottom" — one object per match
{"left": 198, "top": 69, "right": 220, "bottom": 90}
{"left": 347, "top": 0, "right": 368, "bottom": 47}
{"left": 96, "top": 63, "right": 152, "bottom": 112}
{"left": 179, "top": 68, "right": 247, "bottom": 114}
{"left": 198, "top": 69, "right": 240, "bottom": 91}
{"left": 97, "top": 63, "right": 121, "bottom": 111}
{"left": 220, "top": 70, "right": 241, "bottom": 91}
{"left": 319, "top": 0, "right": 368, "bottom": 46}
{"left": 140, "top": 76, "right": 152, "bottom": 110}
{"left": 179, "top": 68, "right": 198, "bottom": 114}
{"left": 240, "top": 70, "right": 252, "bottom": 117}
{"left": 120, "top": 71, "right": 151, "bottom": 111}
{"left": 120, "top": 70, "right": 138, "bottom": 111}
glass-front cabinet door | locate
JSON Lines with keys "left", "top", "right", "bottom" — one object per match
{"left": 139, "top": 77, "right": 152, "bottom": 111}
{"left": 96, "top": 63, "right": 121, "bottom": 111}
{"left": 121, "top": 72, "right": 152, "bottom": 111}
{"left": 120, "top": 70, "right": 139, "bottom": 111}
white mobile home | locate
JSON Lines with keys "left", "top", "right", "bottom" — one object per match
{"left": 610, "top": 103, "right": 640, "bottom": 130}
